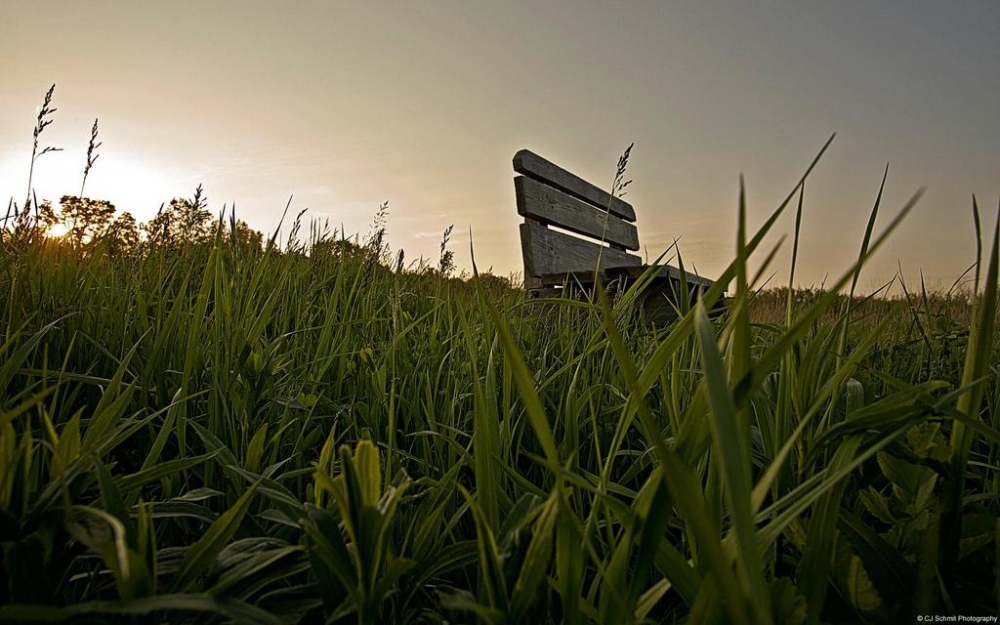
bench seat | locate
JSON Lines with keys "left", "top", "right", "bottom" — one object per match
{"left": 514, "top": 148, "right": 717, "bottom": 323}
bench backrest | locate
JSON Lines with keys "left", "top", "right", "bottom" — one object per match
{"left": 514, "top": 149, "right": 643, "bottom": 286}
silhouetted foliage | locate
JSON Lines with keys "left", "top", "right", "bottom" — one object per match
{"left": 58, "top": 195, "right": 116, "bottom": 247}
{"left": 80, "top": 118, "right": 101, "bottom": 197}
{"left": 144, "top": 184, "right": 213, "bottom": 248}
{"left": 37, "top": 199, "right": 58, "bottom": 233}
{"left": 312, "top": 237, "right": 362, "bottom": 258}
{"left": 104, "top": 211, "right": 141, "bottom": 255}
{"left": 22, "top": 84, "right": 61, "bottom": 218}
{"left": 439, "top": 224, "right": 455, "bottom": 277}
{"left": 363, "top": 200, "right": 390, "bottom": 264}
{"left": 229, "top": 218, "right": 264, "bottom": 252}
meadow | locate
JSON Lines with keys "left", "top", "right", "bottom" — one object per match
{"left": 2, "top": 130, "right": 1000, "bottom": 623}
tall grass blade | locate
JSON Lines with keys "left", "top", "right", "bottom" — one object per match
{"left": 941, "top": 197, "right": 999, "bottom": 588}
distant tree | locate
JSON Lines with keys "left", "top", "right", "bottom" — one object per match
{"left": 312, "top": 237, "right": 362, "bottom": 259}
{"left": 104, "top": 212, "right": 141, "bottom": 256}
{"left": 145, "top": 185, "right": 213, "bottom": 248}
{"left": 37, "top": 199, "right": 59, "bottom": 233}
{"left": 471, "top": 272, "right": 515, "bottom": 295}
{"left": 59, "top": 195, "right": 116, "bottom": 247}
{"left": 230, "top": 218, "right": 263, "bottom": 251}
{"left": 310, "top": 220, "right": 363, "bottom": 259}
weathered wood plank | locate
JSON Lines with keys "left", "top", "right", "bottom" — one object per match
{"left": 513, "top": 149, "right": 636, "bottom": 222}
{"left": 520, "top": 222, "right": 641, "bottom": 282}
{"left": 515, "top": 176, "right": 639, "bottom": 251}
{"left": 558, "top": 266, "right": 716, "bottom": 288}
{"left": 612, "top": 264, "right": 716, "bottom": 287}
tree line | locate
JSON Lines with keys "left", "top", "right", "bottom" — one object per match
{"left": 3, "top": 84, "right": 264, "bottom": 255}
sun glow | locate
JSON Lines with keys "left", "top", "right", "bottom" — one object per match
{"left": 1, "top": 150, "right": 187, "bottom": 225}
{"left": 46, "top": 222, "right": 69, "bottom": 238}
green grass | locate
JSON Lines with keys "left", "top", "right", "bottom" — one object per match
{"left": 1, "top": 155, "right": 999, "bottom": 624}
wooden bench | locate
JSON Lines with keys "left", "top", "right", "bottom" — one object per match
{"left": 513, "top": 148, "right": 715, "bottom": 323}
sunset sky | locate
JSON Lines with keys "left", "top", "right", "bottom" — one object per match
{"left": 2, "top": 2, "right": 998, "bottom": 291}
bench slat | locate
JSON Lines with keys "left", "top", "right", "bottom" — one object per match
{"left": 515, "top": 176, "right": 640, "bottom": 251}
{"left": 520, "top": 222, "right": 641, "bottom": 282}
{"left": 513, "top": 149, "right": 637, "bottom": 222}
{"left": 612, "top": 264, "right": 716, "bottom": 287}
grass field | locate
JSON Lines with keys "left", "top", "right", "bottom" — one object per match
{"left": 2, "top": 156, "right": 999, "bottom": 624}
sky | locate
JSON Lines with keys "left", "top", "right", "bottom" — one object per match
{"left": 1, "top": 1, "right": 998, "bottom": 292}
